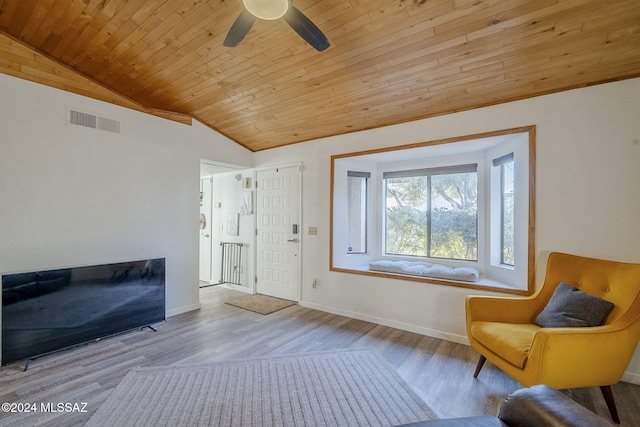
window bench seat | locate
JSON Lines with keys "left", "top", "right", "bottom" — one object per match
{"left": 369, "top": 260, "right": 480, "bottom": 282}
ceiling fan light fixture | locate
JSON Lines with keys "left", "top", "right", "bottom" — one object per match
{"left": 242, "top": 0, "right": 289, "bottom": 20}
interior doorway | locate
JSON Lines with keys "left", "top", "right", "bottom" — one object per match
{"left": 199, "top": 160, "right": 255, "bottom": 293}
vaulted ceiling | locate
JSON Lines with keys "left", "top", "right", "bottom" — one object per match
{"left": 1, "top": 0, "right": 639, "bottom": 151}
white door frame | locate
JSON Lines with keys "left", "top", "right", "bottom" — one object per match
{"left": 253, "top": 163, "right": 302, "bottom": 301}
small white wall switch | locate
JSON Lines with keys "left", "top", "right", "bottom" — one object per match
{"left": 308, "top": 226, "right": 317, "bottom": 235}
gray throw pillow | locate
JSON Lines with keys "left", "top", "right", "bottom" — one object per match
{"left": 534, "top": 282, "right": 614, "bottom": 328}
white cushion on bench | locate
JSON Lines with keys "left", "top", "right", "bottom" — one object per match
{"left": 369, "top": 260, "right": 480, "bottom": 282}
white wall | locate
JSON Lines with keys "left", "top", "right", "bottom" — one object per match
{"left": 253, "top": 77, "right": 640, "bottom": 383}
{"left": 0, "top": 73, "right": 253, "bottom": 327}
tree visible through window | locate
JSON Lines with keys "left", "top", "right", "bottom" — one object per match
{"left": 497, "top": 154, "right": 515, "bottom": 266}
{"left": 347, "top": 171, "right": 369, "bottom": 253}
{"left": 384, "top": 165, "right": 477, "bottom": 261}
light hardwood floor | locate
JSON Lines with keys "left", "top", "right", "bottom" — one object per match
{"left": 1, "top": 286, "right": 639, "bottom": 426}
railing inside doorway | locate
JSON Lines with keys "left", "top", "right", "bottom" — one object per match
{"left": 219, "top": 242, "right": 244, "bottom": 286}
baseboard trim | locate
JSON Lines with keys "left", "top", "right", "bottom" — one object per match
{"left": 224, "top": 283, "right": 253, "bottom": 294}
{"left": 166, "top": 302, "right": 201, "bottom": 318}
{"left": 300, "top": 300, "right": 469, "bottom": 345}
{"left": 622, "top": 371, "right": 640, "bottom": 385}
{"left": 299, "top": 301, "right": 640, "bottom": 385}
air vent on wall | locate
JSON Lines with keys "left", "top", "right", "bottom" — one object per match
{"left": 67, "top": 109, "right": 121, "bottom": 134}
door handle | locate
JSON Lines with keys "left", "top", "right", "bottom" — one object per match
{"left": 202, "top": 233, "right": 210, "bottom": 237}
{"left": 287, "top": 238, "right": 299, "bottom": 243}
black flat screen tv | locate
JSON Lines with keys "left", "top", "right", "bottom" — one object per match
{"left": 2, "top": 258, "right": 165, "bottom": 366}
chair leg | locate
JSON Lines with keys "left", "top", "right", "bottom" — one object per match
{"left": 473, "top": 355, "right": 486, "bottom": 379}
{"left": 600, "top": 385, "right": 620, "bottom": 424}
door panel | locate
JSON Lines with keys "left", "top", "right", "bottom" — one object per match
{"left": 256, "top": 166, "right": 300, "bottom": 301}
{"left": 199, "top": 177, "right": 213, "bottom": 282}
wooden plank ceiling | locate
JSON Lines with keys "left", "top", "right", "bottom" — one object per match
{"left": 1, "top": 0, "right": 639, "bottom": 151}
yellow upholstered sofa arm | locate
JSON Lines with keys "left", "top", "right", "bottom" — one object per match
{"left": 525, "top": 323, "right": 638, "bottom": 388}
{"left": 466, "top": 295, "right": 542, "bottom": 325}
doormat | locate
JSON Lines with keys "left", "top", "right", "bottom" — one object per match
{"left": 225, "top": 293, "right": 296, "bottom": 315}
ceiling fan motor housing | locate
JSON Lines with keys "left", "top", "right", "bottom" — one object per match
{"left": 243, "top": 0, "right": 289, "bottom": 20}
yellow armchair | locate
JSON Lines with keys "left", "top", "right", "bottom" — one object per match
{"left": 466, "top": 252, "right": 640, "bottom": 424}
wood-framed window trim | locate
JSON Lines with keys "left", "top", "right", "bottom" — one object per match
{"left": 330, "top": 126, "right": 536, "bottom": 296}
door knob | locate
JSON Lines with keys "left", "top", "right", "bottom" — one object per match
{"left": 287, "top": 238, "right": 299, "bottom": 243}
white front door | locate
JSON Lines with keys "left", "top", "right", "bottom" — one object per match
{"left": 256, "top": 166, "right": 301, "bottom": 302}
{"left": 199, "top": 176, "right": 213, "bottom": 282}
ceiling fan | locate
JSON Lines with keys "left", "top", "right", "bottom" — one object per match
{"left": 223, "top": 0, "right": 330, "bottom": 52}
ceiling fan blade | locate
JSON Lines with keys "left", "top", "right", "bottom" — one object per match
{"left": 284, "top": 5, "right": 330, "bottom": 52}
{"left": 223, "top": 10, "right": 256, "bottom": 47}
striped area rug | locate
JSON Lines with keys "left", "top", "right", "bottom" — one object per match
{"left": 86, "top": 349, "right": 436, "bottom": 427}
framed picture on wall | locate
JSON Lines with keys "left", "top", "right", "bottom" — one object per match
{"left": 240, "top": 191, "right": 253, "bottom": 215}
{"left": 227, "top": 213, "right": 239, "bottom": 236}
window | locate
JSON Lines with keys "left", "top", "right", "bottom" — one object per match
{"left": 494, "top": 153, "right": 515, "bottom": 266}
{"left": 347, "top": 171, "right": 369, "bottom": 254}
{"left": 384, "top": 165, "right": 478, "bottom": 260}
{"left": 331, "top": 126, "right": 535, "bottom": 294}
